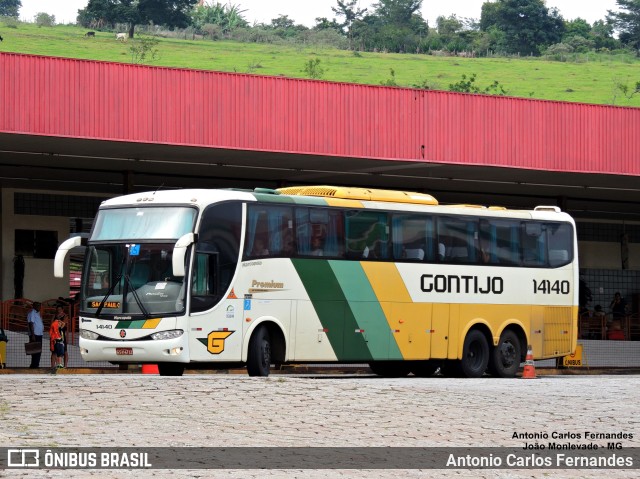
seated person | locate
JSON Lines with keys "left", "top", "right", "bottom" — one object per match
{"left": 311, "top": 236, "right": 324, "bottom": 256}
{"left": 251, "top": 238, "right": 269, "bottom": 256}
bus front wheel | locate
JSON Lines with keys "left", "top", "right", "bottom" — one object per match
{"left": 247, "top": 325, "right": 271, "bottom": 377}
{"left": 459, "top": 329, "right": 489, "bottom": 378}
{"left": 488, "top": 330, "right": 522, "bottom": 378}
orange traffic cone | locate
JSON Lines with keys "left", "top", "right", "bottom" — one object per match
{"left": 521, "top": 345, "right": 537, "bottom": 379}
{"left": 141, "top": 364, "right": 159, "bottom": 374}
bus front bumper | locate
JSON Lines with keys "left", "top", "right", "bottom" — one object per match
{"left": 79, "top": 336, "right": 189, "bottom": 363}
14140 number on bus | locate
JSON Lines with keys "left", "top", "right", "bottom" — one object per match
{"left": 533, "top": 279, "right": 570, "bottom": 294}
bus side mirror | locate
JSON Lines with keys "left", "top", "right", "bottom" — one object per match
{"left": 172, "top": 233, "right": 195, "bottom": 277}
{"left": 54, "top": 236, "right": 83, "bottom": 278}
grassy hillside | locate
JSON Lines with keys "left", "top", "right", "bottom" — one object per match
{"left": 1, "top": 21, "right": 639, "bottom": 107}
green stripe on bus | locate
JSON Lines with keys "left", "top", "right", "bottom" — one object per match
{"left": 291, "top": 259, "right": 370, "bottom": 361}
{"left": 329, "top": 261, "right": 403, "bottom": 361}
{"left": 115, "top": 320, "right": 146, "bottom": 329}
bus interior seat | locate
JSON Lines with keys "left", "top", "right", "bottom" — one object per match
{"left": 405, "top": 248, "right": 425, "bottom": 260}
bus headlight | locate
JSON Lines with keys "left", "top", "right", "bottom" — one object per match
{"left": 80, "top": 329, "right": 100, "bottom": 340}
{"left": 150, "top": 330, "right": 184, "bottom": 341}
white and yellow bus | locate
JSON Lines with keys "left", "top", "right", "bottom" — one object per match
{"left": 54, "top": 185, "right": 578, "bottom": 377}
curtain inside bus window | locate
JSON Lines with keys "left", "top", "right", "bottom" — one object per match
{"left": 467, "top": 222, "right": 479, "bottom": 263}
{"left": 510, "top": 225, "right": 520, "bottom": 264}
{"left": 324, "top": 211, "right": 343, "bottom": 257}
{"left": 265, "top": 206, "right": 293, "bottom": 255}
{"left": 479, "top": 221, "right": 496, "bottom": 264}
{"left": 522, "top": 222, "right": 545, "bottom": 266}
{"left": 245, "top": 207, "right": 262, "bottom": 257}
{"left": 295, "top": 208, "right": 311, "bottom": 254}
{"left": 425, "top": 218, "right": 435, "bottom": 261}
{"left": 391, "top": 216, "right": 404, "bottom": 259}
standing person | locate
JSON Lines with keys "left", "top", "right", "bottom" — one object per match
{"left": 49, "top": 308, "right": 65, "bottom": 369}
{"left": 60, "top": 308, "right": 69, "bottom": 368}
{"left": 27, "top": 302, "right": 44, "bottom": 368}
{"left": 610, "top": 292, "right": 626, "bottom": 319}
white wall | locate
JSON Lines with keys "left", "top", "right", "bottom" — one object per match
{"left": 578, "top": 242, "right": 640, "bottom": 270}
{"left": 1, "top": 189, "right": 71, "bottom": 302}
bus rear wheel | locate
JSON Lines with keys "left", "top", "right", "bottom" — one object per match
{"left": 459, "top": 329, "right": 489, "bottom": 378}
{"left": 247, "top": 325, "right": 271, "bottom": 377}
{"left": 158, "top": 363, "right": 185, "bottom": 376}
{"left": 488, "top": 330, "right": 522, "bottom": 378}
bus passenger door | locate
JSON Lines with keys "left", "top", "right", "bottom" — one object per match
{"left": 431, "top": 303, "right": 450, "bottom": 359}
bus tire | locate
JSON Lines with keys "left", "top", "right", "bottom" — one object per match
{"left": 369, "top": 361, "right": 410, "bottom": 377}
{"left": 247, "top": 325, "right": 271, "bottom": 377}
{"left": 411, "top": 360, "right": 439, "bottom": 377}
{"left": 158, "top": 363, "right": 185, "bottom": 376}
{"left": 488, "top": 329, "right": 521, "bottom": 378}
{"left": 459, "top": 329, "right": 489, "bottom": 378}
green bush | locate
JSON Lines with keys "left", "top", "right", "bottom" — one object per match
{"left": 543, "top": 43, "right": 574, "bottom": 62}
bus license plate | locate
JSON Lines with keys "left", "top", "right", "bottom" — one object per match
{"left": 116, "top": 348, "right": 133, "bottom": 355}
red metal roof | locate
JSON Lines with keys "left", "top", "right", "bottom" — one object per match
{"left": 1, "top": 52, "right": 638, "bottom": 176}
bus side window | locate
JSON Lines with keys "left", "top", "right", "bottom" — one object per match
{"left": 438, "top": 217, "right": 474, "bottom": 263}
{"left": 190, "top": 252, "right": 219, "bottom": 313}
{"left": 346, "top": 211, "right": 388, "bottom": 260}
{"left": 392, "top": 214, "right": 433, "bottom": 262}
{"left": 547, "top": 222, "right": 573, "bottom": 267}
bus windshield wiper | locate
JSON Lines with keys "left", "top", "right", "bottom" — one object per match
{"left": 95, "top": 255, "right": 126, "bottom": 319}
{"left": 122, "top": 271, "right": 151, "bottom": 319}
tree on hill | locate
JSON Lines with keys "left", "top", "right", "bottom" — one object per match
{"left": 80, "top": 0, "right": 198, "bottom": 38}
{"left": 480, "top": 0, "right": 565, "bottom": 56}
{"left": 351, "top": 0, "right": 427, "bottom": 52}
{"left": 607, "top": 0, "right": 640, "bottom": 53}
{"left": 331, "top": 0, "right": 367, "bottom": 48}
{"left": 0, "top": 0, "right": 21, "bottom": 17}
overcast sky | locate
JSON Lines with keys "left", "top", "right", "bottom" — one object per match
{"left": 20, "top": 0, "right": 619, "bottom": 27}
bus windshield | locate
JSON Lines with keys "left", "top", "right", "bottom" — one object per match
{"left": 91, "top": 207, "right": 196, "bottom": 241}
{"left": 81, "top": 243, "right": 186, "bottom": 318}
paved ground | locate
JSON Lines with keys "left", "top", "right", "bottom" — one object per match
{"left": 1, "top": 374, "right": 639, "bottom": 478}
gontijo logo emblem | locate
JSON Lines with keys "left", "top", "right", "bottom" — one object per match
{"left": 197, "top": 330, "right": 235, "bottom": 354}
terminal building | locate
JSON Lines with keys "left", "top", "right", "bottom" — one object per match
{"left": 0, "top": 52, "right": 639, "bottom": 357}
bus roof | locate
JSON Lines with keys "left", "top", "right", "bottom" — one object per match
{"left": 100, "top": 187, "right": 574, "bottom": 223}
